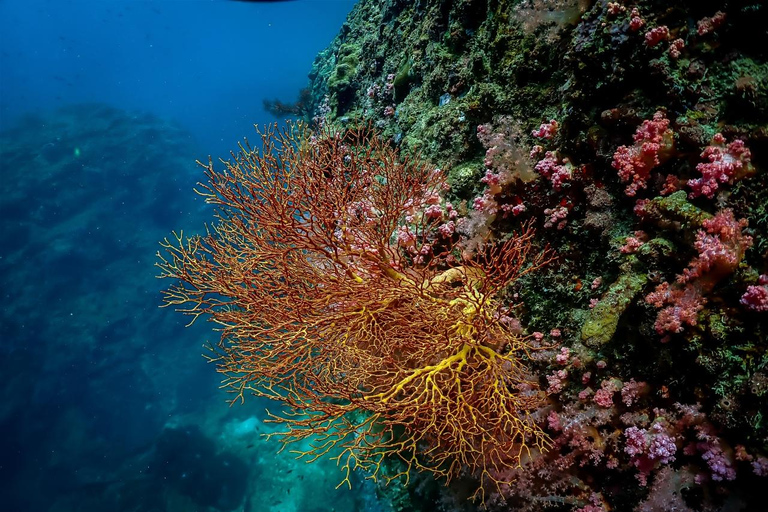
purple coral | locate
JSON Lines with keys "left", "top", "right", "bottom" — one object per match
{"left": 647, "top": 423, "right": 677, "bottom": 465}
{"left": 753, "top": 456, "right": 768, "bottom": 477}
{"left": 624, "top": 426, "right": 648, "bottom": 457}
{"left": 741, "top": 276, "right": 768, "bottom": 312}
{"left": 701, "top": 444, "right": 736, "bottom": 481}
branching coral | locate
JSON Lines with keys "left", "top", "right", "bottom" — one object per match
{"left": 157, "top": 122, "right": 553, "bottom": 501}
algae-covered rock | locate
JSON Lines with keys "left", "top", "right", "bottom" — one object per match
{"left": 327, "top": 42, "right": 362, "bottom": 116}
{"left": 582, "top": 270, "right": 648, "bottom": 347}
{"left": 640, "top": 191, "right": 713, "bottom": 230}
{"left": 297, "top": 0, "right": 768, "bottom": 509}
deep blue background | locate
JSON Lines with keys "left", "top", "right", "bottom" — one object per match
{"left": 1, "top": 0, "right": 353, "bottom": 159}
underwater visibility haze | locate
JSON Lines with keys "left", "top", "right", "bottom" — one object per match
{"left": 2, "top": 1, "right": 768, "bottom": 512}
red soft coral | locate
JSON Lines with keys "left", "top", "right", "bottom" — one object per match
{"left": 612, "top": 112, "right": 674, "bottom": 196}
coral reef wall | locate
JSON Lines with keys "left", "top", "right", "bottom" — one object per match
{"left": 303, "top": 0, "right": 768, "bottom": 511}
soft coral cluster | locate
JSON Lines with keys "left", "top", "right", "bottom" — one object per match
{"left": 613, "top": 114, "right": 755, "bottom": 201}
{"left": 462, "top": 118, "right": 539, "bottom": 248}
{"left": 624, "top": 422, "right": 678, "bottom": 485}
{"left": 645, "top": 209, "right": 752, "bottom": 335}
{"left": 477, "top": 117, "right": 537, "bottom": 188}
{"left": 612, "top": 112, "right": 675, "bottom": 196}
{"left": 741, "top": 275, "right": 768, "bottom": 312}
{"left": 485, "top": 352, "right": 764, "bottom": 511}
{"left": 683, "top": 209, "right": 752, "bottom": 284}
{"left": 688, "top": 133, "right": 753, "bottom": 199}
{"left": 534, "top": 150, "right": 574, "bottom": 190}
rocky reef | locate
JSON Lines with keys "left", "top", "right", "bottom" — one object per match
{"left": 301, "top": 1, "right": 768, "bottom": 510}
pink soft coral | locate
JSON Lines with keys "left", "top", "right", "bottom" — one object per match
{"left": 535, "top": 151, "right": 573, "bottom": 190}
{"left": 612, "top": 112, "right": 675, "bottom": 196}
{"left": 679, "top": 210, "right": 752, "bottom": 284}
{"left": 646, "top": 210, "right": 752, "bottom": 335}
{"left": 688, "top": 134, "right": 753, "bottom": 199}
{"left": 646, "top": 282, "right": 704, "bottom": 334}
{"left": 741, "top": 275, "right": 768, "bottom": 312}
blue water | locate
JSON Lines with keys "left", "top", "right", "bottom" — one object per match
{"left": 0, "top": 2, "right": 371, "bottom": 511}
{"left": 1, "top": 0, "right": 353, "bottom": 159}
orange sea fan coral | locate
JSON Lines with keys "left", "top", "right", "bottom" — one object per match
{"left": 157, "top": 122, "right": 552, "bottom": 500}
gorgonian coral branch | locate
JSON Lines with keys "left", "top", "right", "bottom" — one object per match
{"left": 157, "top": 121, "right": 552, "bottom": 501}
